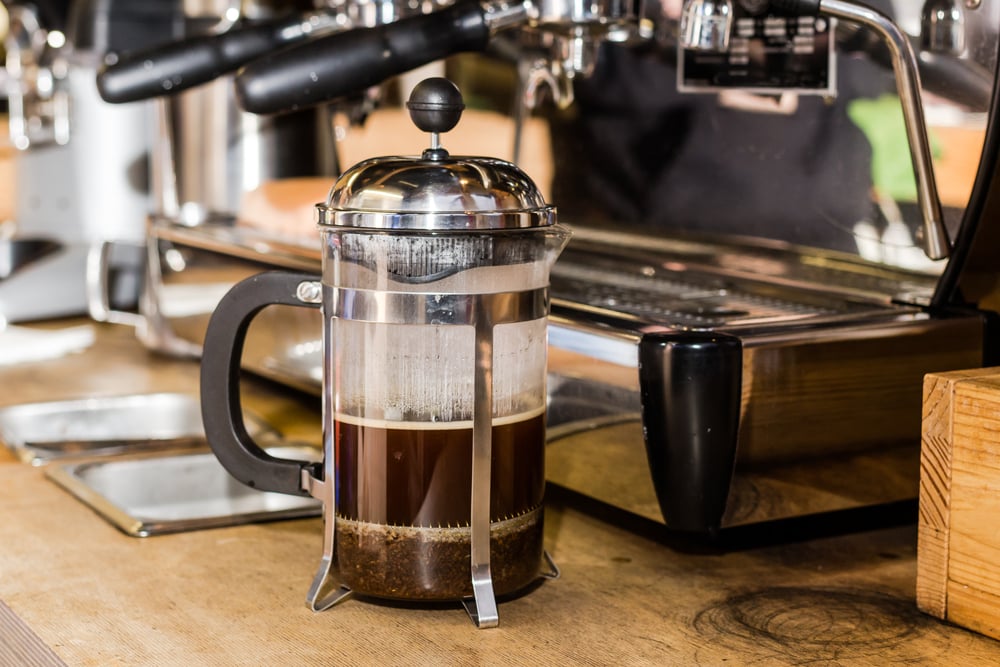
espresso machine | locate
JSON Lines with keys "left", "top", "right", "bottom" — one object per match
{"left": 90, "top": 0, "right": 462, "bottom": 352}
{"left": 109, "top": 0, "right": 1000, "bottom": 535}
{"left": 0, "top": 0, "right": 174, "bottom": 322}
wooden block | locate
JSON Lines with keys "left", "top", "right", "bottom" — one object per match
{"left": 918, "top": 366, "right": 1000, "bottom": 639}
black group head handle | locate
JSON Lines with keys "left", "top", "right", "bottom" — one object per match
{"left": 234, "top": 0, "right": 490, "bottom": 115}
{"left": 96, "top": 11, "right": 328, "bottom": 104}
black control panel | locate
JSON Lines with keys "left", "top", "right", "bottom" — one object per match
{"left": 678, "top": 5, "right": 836, "bottom": 95}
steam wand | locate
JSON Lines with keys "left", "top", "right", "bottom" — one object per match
{"left": 771, "top": 0, "right": 951, "bottom": 260}
{"left": 680, "top": 0, "right": 950, "bottom": 260}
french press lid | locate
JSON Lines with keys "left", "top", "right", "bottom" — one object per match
{"left": 316, "top": 78, "right": 556, "bottom": 231}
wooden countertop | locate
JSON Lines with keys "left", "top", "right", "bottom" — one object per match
{"left": 1, "top": 322, "right": 999, "bottom": 665}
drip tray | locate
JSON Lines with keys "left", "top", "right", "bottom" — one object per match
{"left": 46, "top": 446, "right": 322, "bottom": 537}
{"left": 0, "top": 393, "right": 271, "bottom": 466}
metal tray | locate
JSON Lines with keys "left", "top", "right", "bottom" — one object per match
{"left": 46, "top": 446, "right": 322, "bottom": 537}
{"left": 0, "top": 393, "right": 272, "bottom": 466}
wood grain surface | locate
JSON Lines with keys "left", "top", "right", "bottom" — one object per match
{"left": 0, "top": 323, "right": 998, "bottom": 665}
{"left": 0, "top": 601, "right": 67, "bottom": 667}
{"left": 918, "top": 367, "right": 1000, "bottom": 641}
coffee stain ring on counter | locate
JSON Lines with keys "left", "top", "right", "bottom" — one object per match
{"left": 692, "top": 586, "right": 943, "bottom": 661}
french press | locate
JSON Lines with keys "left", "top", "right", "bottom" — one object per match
{"left": 200, "top": 78, "right": 568, "bottom": 627}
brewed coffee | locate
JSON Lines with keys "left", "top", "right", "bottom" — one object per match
{"left": 334, "top": 409, "right": 545, "bottom": 599}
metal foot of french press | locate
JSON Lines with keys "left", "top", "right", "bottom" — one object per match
{"left": 462, "top": 565, "right": 500, "bottom": 629}
{"left": 301, "top": 468, "right": 353, "bottom": 612}
{"left": 541, "top": 550, "right": 560, "bottom": 580}
{"left": 462, "top": 550, "right": 559, "bottom": 627}
{"left": 305, "top": 554, "right": 353, "bottom": 613}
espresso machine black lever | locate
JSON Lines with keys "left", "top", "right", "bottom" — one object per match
{"left": 234, "top": 0, "right": 646, "bottom": 115}
{"left": 96, "top": 10, "right": 344, "bottom": 103}
{"left": 234, "top": 0, "right": 519, "bottom": 115}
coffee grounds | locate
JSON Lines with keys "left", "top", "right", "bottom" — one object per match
{"left": 334, "top": 508, "right": 544, "bottom": 600}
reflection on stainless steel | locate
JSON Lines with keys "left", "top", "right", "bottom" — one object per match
{"left": 3, "top": 2, "right": 154, "bottom": 323}
{"left": 552, "top": 259, "right": 899, "bottom": 330}
{"left": 45, "top": 446, "right": 322, "bottom": 537}
{"left": 141, "top": 3, "right": 347, "bottom": 223}
{"left": 680, "top": 0, "right": 735, "bottom": 52}
{"left": 3, "top": 4, "right": 70, "bottom": 150}
{"left": 545, "top": 418, "right": 923, "bottom": 528}
{"left": 549, "top": 226, "right": 935, "bottom": 331}
{"left": 530, "top": 0, "right": 651, "bottom": 78}
{"left": 141, "top": 0, "right": 465, "bottom": 224}
{"left": 922, "top": 0, "right": 967, "bottom": 55}
{"left": 154, "top": 84, "right": 326, "bottom": 224}
{"left": 546, "top": 374, "right": 641, "bottom": 441}
{"left": 331, "top": 287, "right": 548, "bottom": 325}
{"left": 0, "top": 393, "right": 274, "bottom": 466}
{"left": 135, "top": 215, "right": 324, "bottom": 393}
{"left": 771, "top": 0, "right": 952, "bottom": 260}
{"left": 513, "top": 0, "right": 651, "bottom": 115}
{"left": 318, "top": 157, "right": 555, "bottom": 230}
{"left": 558, "top": 225, "right": 940, "bottom": 301}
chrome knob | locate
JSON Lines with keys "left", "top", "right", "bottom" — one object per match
{"left": 921, "top": 0, "right": 966, "bottom": 55}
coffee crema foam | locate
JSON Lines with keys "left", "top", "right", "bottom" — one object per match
{"left": 333, "top": 405, "right": 546, "bottom": 430}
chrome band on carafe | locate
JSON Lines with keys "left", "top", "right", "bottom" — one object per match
{"left": 329, "top": 287, "right": 549, "bottom": 325}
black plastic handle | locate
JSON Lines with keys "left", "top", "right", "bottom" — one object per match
{"left": 97, "top": 12, "right": 328, "bottom": 104}
{"left": 200, "top": 271, "right": 321, "bottom": 497}
{"left": 235, "top": 0, "right": 490, "bottom": 115}
{"left": 638, "top": 330, "right": 743, "bottom": 534}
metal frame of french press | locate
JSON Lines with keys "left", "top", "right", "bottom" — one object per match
{"left": 300, "top": 280, "right": 557, "bottom": 627}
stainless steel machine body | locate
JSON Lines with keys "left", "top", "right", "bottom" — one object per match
{"left": 147, "top": 1, "right": 338, "bottom": 224}
{"left": 133, "top": 0, "right": 1000, "bottom": 534}
{"left": 89, "top": 0, "right": 462, "bottom": 330}
{"left": 1, "top": 0, "right": 170, "bottom": 322}
{"left": 142, "top": 215, "right": 985, "bottom": 533}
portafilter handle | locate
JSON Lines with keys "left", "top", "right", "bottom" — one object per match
{"left": 234, "top": 0, "right": 531, "bottom": 115}
{"left": 96, "top": 10, "right": 345, "bottom": 104}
